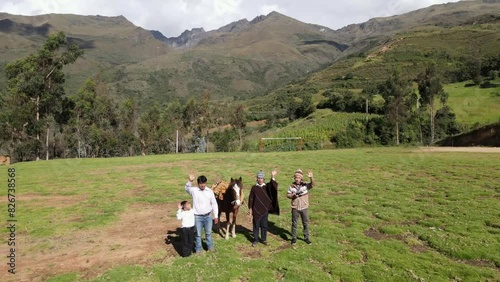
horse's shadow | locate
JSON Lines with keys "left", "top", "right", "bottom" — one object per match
{"left": 236, "top": 223, "right": 253, "bottom": 242}
{"left": 214, "top": 220, "right": 252, "bottom": 240}
{"left": 164, "top": 228, "right": 183, "bottom": 256}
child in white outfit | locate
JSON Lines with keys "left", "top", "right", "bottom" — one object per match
{"left": 177, "top": 200, "right": 195, "bottom": 257}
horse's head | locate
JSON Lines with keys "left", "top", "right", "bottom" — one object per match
{"left": 228, "top": 177, "right": 243, "bottom": 206}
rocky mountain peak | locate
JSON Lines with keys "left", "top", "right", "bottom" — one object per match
{"left": 217, "top": 18, "right": 250, "bottom": 33}
{"left": 161, "top": 27, "right": 207, "bottom": 48}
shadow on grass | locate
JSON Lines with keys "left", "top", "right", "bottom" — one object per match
{"left": 214, "top": 218, "right": 293, "bottom": 245}
{"left": 268, "top": 221, "right": 293, "bottom": 242}
{"left": 480, "top": 82, "right": 499, "bottom": 89}
{"left": 235, "top": 217, "right": 293, "bottom": 244}
{"left": 164, "top": 228, "right": 183, "bottom": 256}
{"left": 212, "top": 221, "right": 253, "bottom": 241}
{"left": 166, "top": 227, "right": 216, "bottom": 254}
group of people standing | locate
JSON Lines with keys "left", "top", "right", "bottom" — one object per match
{"left": 176, "top": 169, "right": 315, "bottom": 257}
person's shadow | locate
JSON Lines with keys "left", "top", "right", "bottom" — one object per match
{"left": 238, "top": 211, "right": 293, "bottom": 243}
{"left": 164, "top": 228, "right": 183, "bottom": 256}
{"left": 268, "top": 217, "right": 293, "bottom": 242}
{"left": 235, "top": 223, "right": 253, "bottom": 242}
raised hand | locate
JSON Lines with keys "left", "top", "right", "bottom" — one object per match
{"left": 188, "top": 174, "right": 195, "bottom": 182}
{"left": 307, "top": 171, "right": 313, "bottom": 178}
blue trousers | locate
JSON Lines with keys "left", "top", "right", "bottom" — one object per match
{"left": 194, "top": 214, "right": 214, "bottom": 252}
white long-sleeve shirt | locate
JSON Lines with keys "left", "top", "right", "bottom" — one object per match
{"left": 185, "top": 181, "right": 219, "bottom": 218}
{"left": 176, "top": 209, "right": 195, "bottom": 228}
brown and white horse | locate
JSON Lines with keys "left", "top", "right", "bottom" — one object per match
{"left": 212, "top": 177, "right": 244, "bottom": 239}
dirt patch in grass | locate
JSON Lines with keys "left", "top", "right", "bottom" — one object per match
{"left": 460, "top": 259, "right": 497, "bottom": 268}
{"left": 240, "top": 248, "right": 263, "bottom": 259}
{"left": 364, "top": 227, "right": 391, "bottom": 240}
{"left": 409, "top": 244, "right": 429, "bottom": 253}
{"left": 4, "top": 202, "right": 282, "bottom": 282}
{"left": 5, "top": 203, "right": 177, "bottom": 282}
{"left": 365, "top": 227, "right": 430, "bottom": 254}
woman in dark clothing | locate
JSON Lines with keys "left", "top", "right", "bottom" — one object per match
{"left": 248, "top": 170, "right": 279, "bottom": 246}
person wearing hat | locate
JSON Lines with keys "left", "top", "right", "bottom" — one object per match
{"left": 286, "top": 169, "right": 315, "bottom": 246}
{"left": 248, "top": 169, "right": 280, "bottom": 247}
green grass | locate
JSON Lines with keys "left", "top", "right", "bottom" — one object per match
{"left": 443, "top": 80, "right": 500, "bottom": 125}
{"left": 246, "top": 109, "right": 374, "bottom": 151}
{"left": 1, "top": 148, "right": 499, "bottom": 281}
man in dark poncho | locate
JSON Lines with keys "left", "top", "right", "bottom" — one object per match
{"left": 248, "top": 169, "right": 280, "bottom": 247}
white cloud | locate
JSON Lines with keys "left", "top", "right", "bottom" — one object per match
{"left": 0, "top": 0, "right": 462, "bottom": 37}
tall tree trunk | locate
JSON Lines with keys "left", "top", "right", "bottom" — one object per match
{"left": 46, "top": 127, "right": 49, "bottom": 160}
{"left": 36, "top": 95, "right": 40, "bottom": 161}
{"left": 239, "top": 129, "right": 243, "bottom": 149}
{"left": 365, "top": 98, "right": 369, "bottom": 121}
{"left": 77, "top": 122, "right": 81, "bottom": 158}
{"left": 396, "top": 107, "right": 400, "bottom": 145}
{"left": 419, "top": 116, "right": 423, "bottom": 145}
{"left": 430, "top": 103, "right": 435, "bottom": 144}
{"left": 396, "top": 120, "right": 400, "bottom": 145}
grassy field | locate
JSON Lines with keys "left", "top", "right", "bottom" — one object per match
{"left": 1, "top": 148, "right": 499, "bottom": 281}
{"left": 444, "top": 80, "right": 500, "bottom": 125}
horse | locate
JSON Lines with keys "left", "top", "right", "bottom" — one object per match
{"left": 211, "top": 177, "right": 244, "bottom": 240}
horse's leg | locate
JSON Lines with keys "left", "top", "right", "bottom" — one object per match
{"left": 218, "top": 210, "right": 224, "bottom": 237}
{"left": 231, "top": 207, "right": 238, "bottom": 238}
{"left": 225, "top": 211, "right": 230, "bottom": 240}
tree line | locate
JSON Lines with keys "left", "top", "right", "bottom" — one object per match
{"left": 0, "top": 32, "right": 247, "bottom": 162}
{"left": 1, "top": 32, "right": 497, "bottom": 161}
{"left": 317, "top": 53, "right": 500, "bottom": 148}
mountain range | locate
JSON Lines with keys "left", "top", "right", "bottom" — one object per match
{"left": 0, "top": 0, "right": 499, "bottom": 110}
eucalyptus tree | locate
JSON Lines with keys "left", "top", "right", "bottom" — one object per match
{"left": 416, "top": 63, "right": 448, "bottom": 144}
{"left": 379, "top": 70, "right": 414, "bottom": 145}
{"left": 118, "top": 98, "right": 139, "bottom": 156}
{"left": 69, "top": 77, "right": 120, "bottom": 158}
{"left": 4, "top": 31, "right": 83, "bottom": 160}
{"left": 230, "top": 105, "right": 246, "bottom": 149}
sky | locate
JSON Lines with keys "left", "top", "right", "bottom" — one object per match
{"left": 0, "top": 0, "right": 462, "bottom": 37}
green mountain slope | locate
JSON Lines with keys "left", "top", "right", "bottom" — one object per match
{"left": 0, "top": 0, "right": 499, "bottom": 117}
{"left": 261, "top": 19, "right": 500, "bottom": 121}
{"left": 0, "top": 11, "right": 348, "bottom": 109}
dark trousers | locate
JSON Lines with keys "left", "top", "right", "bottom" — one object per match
{"left": 291, "top": 208, "right": 309, "bottom": 240}
{"left": 181, "top": 226, "right": 195, "bottom": 257}
{"left": 252, "top": 212, "right": 269, "bottom": 243}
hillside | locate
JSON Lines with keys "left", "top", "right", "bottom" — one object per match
{"left": 253, "top": 16, "right": 500, "bottom": 126}
{"left": 0, "top": 11, "right": 348, "bottom": 109}
{"left": 105, "top": 11, "right": 349, "bottom": 108}
{"left": 331, "top": 0, "right": 500, "bottom": 43}
{"left": 1, "top": 0, "right": 499, "bottom": 111}
{"left": 1, "top": 1, "right": 500, "bottom": 159}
